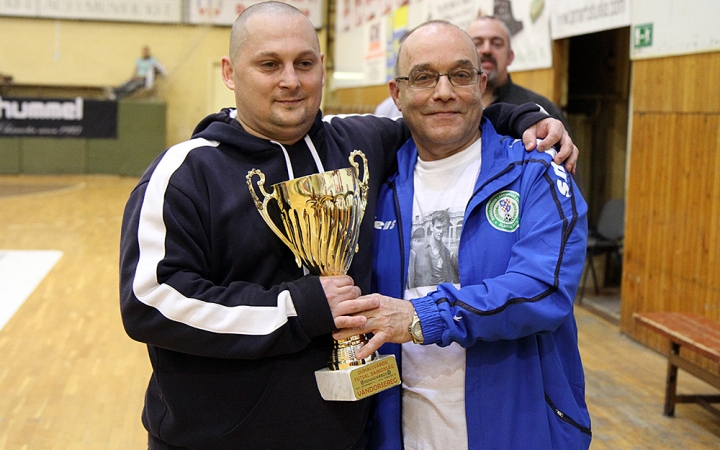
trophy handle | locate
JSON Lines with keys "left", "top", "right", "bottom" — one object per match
{"left": 246, "top": 169, "right": 303, "bottom": 267}
{"left": 349, "top": 150, "right": 369, "bottom": 212}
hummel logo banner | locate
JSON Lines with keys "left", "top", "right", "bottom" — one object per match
{"left": 0, "top": 96, "right": 118, "bottom": 138}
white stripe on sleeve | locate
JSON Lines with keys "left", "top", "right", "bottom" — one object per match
{"left": 132, "top": 138, "right": 298, "bottom": 335}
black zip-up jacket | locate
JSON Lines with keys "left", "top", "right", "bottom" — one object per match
{"left": 119, "top": 104, "right": 548, "bottom": 449}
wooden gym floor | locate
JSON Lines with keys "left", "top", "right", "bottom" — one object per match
{"left": 0, "top": 175, "right": 719, "bottom": 449}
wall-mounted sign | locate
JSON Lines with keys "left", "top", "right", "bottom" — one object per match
{"left": 187, "top": 0, "right": 324, "bottom": 27}
{"left": 550, "top": 0, "right": 631, "bottom": 40}
{"left": 0, "top": 0, "right": 182, "bottom": 23}
{"left": 0, "top": 97, "right": 118, "bottom": 138}
{"left": 633, "top": 23, "right": 653, "bottom": 49}
{"left": 631, "top": 0, "right": 720, "bottom": 59}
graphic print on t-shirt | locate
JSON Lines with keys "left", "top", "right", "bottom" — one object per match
{"left": 407, "top": 207, "right": 462, "bottom": 289}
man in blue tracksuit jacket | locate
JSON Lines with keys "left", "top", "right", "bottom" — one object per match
{"left": 336, "top": 20, "right": 592, "bottom": 450}
{"left": 368, "top": 119, "right": 591, "bottom": 449}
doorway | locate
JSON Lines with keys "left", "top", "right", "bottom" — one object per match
{"left": 566, "top": 27, "right": 630, "bottom": 322}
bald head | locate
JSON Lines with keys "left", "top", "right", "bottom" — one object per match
{"left": 389, "top": 20, "right": 486, "bottom": 161}
{"left": 229, "top": 2, "right": 318, "bottom": 62}
{"left": 394, "top": 20, "right": 479, "bottom": 77}
{"left": 220, "top": 0, "right": 325, "bottom": 144}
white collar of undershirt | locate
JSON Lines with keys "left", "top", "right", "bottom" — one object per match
{"left": 415, "top": 138, "right": 482, "bottom": 174}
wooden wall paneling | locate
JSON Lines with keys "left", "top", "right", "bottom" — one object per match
{"left": 629, "top": 58, "right": 660, "bottom": 112}
{"left": 633, "top": 53, "right": 720, "bottom": 114}
{"left": 709, "top": 128, "right": 720, "bottom": 315}
{"left": 510, "top": 67, "right": 556, "bottom": 103}
{"left": 646, "top": 114, "right": 674, "bottom": 311}
{"left": 622, "top": 114, "right": 667, "bottom": 319}
{"left": 553, "top": 39, "right": 569, "bottom": 108}
{"left": 620, "top": 111, "right": 649, "bottom": 319}
{"left": 621, "top": 52, "right": 720, "bottom": 324}
{"left": 691, "top": 115, "right": 719, "bottom": 318}
{"left": 622, "top": 112, "right": 720, "bottom": 372}
{"left": 607, "top": 101, "right": 629, "bottom": 200}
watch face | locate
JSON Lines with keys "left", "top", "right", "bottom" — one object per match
{"left": 411, "top": 321, "right": 423, "bottom": 342}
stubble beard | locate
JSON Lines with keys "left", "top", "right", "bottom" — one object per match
{"left": 485, "top": 69, "right": 500, "bottom": 90}
{"left": 269, "top": 101, "right": 313, "bottom": 130}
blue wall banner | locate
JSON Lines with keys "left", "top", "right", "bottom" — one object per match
{"left": 0, "top": 97, "right": 118, "bottom": 138}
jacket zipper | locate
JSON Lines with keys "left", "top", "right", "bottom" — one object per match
{"left": 390, "top": 181, "right": 406, "bottom": 296}
{"left": 545, "top": 393, "right": 592, "bottom": 436}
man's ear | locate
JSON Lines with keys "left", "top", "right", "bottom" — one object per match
{"left": 221, "top": 56, "right": 235, "bottom": 91}
{"left": 320, "top": 53, "right": 326, "bottom": 86}
{"left": 479, "top": 71, "right": 488, "bottom": 92}
{"left": 507, "top": 49, "right": 515, "bottom": 67}
{"left": 389, "top": 80, "right": 401, "bottom": 112}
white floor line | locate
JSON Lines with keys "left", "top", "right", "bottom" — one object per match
{"left": 0, "top": 250, "right": 63, "bottom": 331}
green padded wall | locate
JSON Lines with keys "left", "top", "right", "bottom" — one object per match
{"left": 0, "top": 100, "right": 166, "bottom": 177}
{"left": 22, "top": 138, "right": 86, "bottom": 173}
{"left": 0, "top": 137, "right": 21, "bottom": 174}
{"left": 87, "top": 101, "right": 166, "bottom": 176}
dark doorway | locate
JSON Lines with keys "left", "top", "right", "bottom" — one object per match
{"left": 567, "top": 27, "right": 630, "bottom": 225}
{"left": 566, "top": 27, "right": 630, "bottom": 320}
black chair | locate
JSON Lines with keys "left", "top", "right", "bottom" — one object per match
{"left": 579, "top": 199, "right": 625, "bottom": 301}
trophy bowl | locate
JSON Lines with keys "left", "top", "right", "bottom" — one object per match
{"left": 247, "top": 159, "right": 366, "bottom": 277}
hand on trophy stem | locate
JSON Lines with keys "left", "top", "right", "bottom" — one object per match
{"left": 320, "top": 275, "right": 373, "bottom": 329}
{"left": 332, "top": 293, "right": 415, "bottom": 360}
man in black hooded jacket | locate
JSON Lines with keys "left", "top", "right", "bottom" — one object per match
{"left": 119, "top": 2, "right": 578, "bottom": 449}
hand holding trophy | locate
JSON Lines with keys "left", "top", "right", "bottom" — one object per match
{"left": 246, "top": 150, "right": 400, "bottom": 401}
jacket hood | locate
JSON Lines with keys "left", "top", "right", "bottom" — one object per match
{"left": 190, "top": 108, "right": 325, "bottom": 155}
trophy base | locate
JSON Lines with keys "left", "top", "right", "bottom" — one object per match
{"left": 315, "top": 354, "right": 400, "bottom": 401}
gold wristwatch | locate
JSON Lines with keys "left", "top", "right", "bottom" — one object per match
{"left": 409, "top": 310, "right": 424, "bottom": 344}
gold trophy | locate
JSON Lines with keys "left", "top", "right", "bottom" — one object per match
{"left": 246, "top": 150, "right": 400, "bottom": 401}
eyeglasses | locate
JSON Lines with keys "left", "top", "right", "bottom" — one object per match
{"left": 395, "top": 68, "right": 482, "bottom": 89}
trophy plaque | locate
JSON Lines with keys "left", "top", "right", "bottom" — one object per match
{"left": 246, "top": 150, "right": 400, "bottom": 401}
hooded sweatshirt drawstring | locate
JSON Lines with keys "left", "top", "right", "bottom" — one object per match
{"left": 270, "top": 135, "right": 325, "bottom": 276}
{"left": 270, "top": 134, "right": 326, "bottom": 181}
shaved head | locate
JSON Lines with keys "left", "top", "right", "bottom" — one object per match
{"left": 389, "top": 20, "right": 486, "bottom": 161}
{"left": 229, "top": 2, "right": 318, "bottom": 62}
{"left": 220, "top": 0, "right": 325, "bottom": 144}
{"left": 394, "top": 20, "right": 479, "bottom": 77}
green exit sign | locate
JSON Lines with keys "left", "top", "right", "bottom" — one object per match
{"left": 634, "top": 23, "right": 653, "bottom": 48}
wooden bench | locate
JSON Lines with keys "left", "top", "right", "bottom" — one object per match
{"left": 634, "top": 312, "right": 720, "bottom": 417}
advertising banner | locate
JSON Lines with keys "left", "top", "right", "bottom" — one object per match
{"left": 550, "top": 0, "right": 631, "bottom": 40}
{"left": 0, "top": 0, "right": 182, "bottom": 23}
{"left": 188, "top": 0, "right": 324, "bottom": 27}
{"left": 0, "top": 97, "right": 118, "bottom": 138}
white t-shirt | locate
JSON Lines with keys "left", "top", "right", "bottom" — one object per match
{"left": 402, "top": 139, "right": 482, "bottom": 450}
